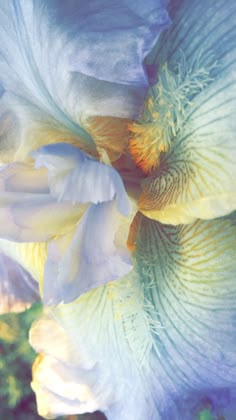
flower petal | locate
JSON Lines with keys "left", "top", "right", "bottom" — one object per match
{"left": 0, "top": 252, "right": 39, "bottom": 314}
{"left": 67, "top": 0, "right": 171, "bottom": 86}
{"left": 0, "top": 192, "right": 83, "bottom": 242}
{"left": 134, "top": 212, "right": 236, "bottom": 417}
{"left": 43, "top": 201, "right": 133, "bottom": 304}
{"left": 31, "top": 211, "right": 236, "bottom": 418}
{"left": 0, "top": 162, "right": 49, "bottom": 193}
{"left": 0, "top": 0, "right": 94, "bottom": 144}
{"left": 32, "top": 354, "right": 109, "bottom": 418}
{"left": 0, "top": 0, "right": 171, "bottom": 166}
{"left": 138, "top": 0, "right": 236, "bottom": 224}
{"left": 30, "top": 271, "right": 160, "bottom": 419}
{"left": 33, "top": 143, "right": 130, "bottom": 215}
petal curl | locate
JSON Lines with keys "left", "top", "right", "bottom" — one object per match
{"left": 43, "top": 201, "right": 134, "bottom": 304}
{"left": 137, "top": 0, "right": 236, "bottom": 224}
{"left": 33, "top": 143, "right": 130, "bottom": 215}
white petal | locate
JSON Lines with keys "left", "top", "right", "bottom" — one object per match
{"left": 33, "top": 143, "right": 130, "bottom": 215}
{"left": 43, "top": 201, "right": 133, "bottom": 304}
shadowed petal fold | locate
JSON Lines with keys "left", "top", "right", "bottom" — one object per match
{"left": 66, "top": 0, "right": 171, "bottom": 86}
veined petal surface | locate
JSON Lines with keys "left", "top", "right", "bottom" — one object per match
{"left": 30, "top": 212, "right": 236, "bottom": 419}
{"left": 138, "top": 0, "right": 236, "bottom": 224}
{"left": 30, "top": 271, "right": 160, "bottom": 419}
{"left": 135, "top": 212, "right": 236, "bottom": 417}
{"left": 0, "top": 0, "right": 170, "bottom": 166}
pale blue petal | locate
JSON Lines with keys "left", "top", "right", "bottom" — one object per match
{"left": 30, "top": 211, "right": 236, "bottom": 419}
{"left": 33, "top": 143, "right": 130, "bottom": 215}
{"left": 0, "top": 252, "right": 39, "bottom": 314}
{"left": 65, "top": 0, "right": 171, "bottom": 86}
{"left": 43, "top": 201, "right": 132, "bottom": 304}
{"left": 139, "top": 0, "right": 236, "bottom": 224}
{"left": 0, "top": 0, "right": 170, "bottom": 152}
{"left": 30, "top": 271, "right": 159, "bottom": 419}
{"left": 134, "top": 213, "right": 236, "bottom": 418}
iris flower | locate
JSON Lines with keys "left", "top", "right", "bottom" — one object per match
{"left": 0, "top": 0, "right": 236, "bottom": 419}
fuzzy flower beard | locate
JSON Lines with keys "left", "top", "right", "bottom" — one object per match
{"left": 0, "top": 1, "right": 236, "bottom": 419}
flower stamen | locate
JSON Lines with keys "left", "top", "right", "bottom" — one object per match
{"left": 129, "top": 51, "right": 218, "bottom": 174}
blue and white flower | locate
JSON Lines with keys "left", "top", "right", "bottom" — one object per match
{"left": 1, "top": 0, "right": 236, "bottom": 419}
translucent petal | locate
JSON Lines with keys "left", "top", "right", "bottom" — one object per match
{"left": 31, "top": 355, "right": 102, "bottom": 418}
{"left": 0, "top": 252, "right": 39, "bottom": 314}
{"left": 139, "top": 0, "right": 236, "bottom": 224}
{"left": 33, "top": 143, "right": 130, "bottom": 215}
{"left": 30, "top": 316, "right": 80, "bottom": 365}
{"left": 43, "top": 201, "right": 133, "bottom": 304}
{"left": 0, "top": 192, "right": 83, "bottom": 242}
{"left": 0, "top": 1, "right": 93, "bottom": 143}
